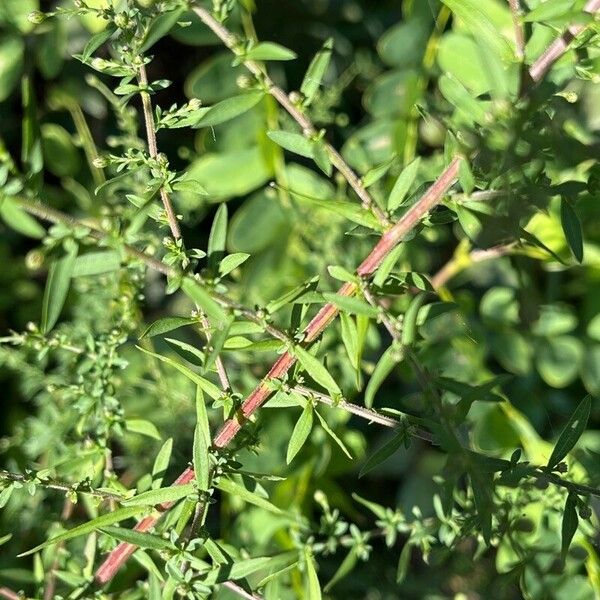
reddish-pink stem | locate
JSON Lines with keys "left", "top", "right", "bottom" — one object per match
{"left": 528, "top": 0, "right": 600, "bottom": 82}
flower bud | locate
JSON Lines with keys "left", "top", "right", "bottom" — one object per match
{"left": 27, "top": 11, "right": 46, "bottom": 24}
{"left": 25, "top": 250, "right": 44, "bottom": 271}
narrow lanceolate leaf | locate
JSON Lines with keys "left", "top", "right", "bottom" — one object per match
{"left": 140, "top": 316, "right": 197, "bottom": 339}
{"left": 267, "top": 130, "right": 313, "bottom": 158}
{"left": 245, "top": 42, "right": 297, "bottom": 61}
{"left": 387, "top": 158, "right": 420, "bottom": 212}
{"left": 561, "top": 492, "right": 579, "bottom": 561}
{"left": 359, "top": 429, "right": 408, "bottom": 478}
{"left": 315, "top": 410, "right": 352, "bottom": 459}
{"left": 101, "top": 526, "right": 176, "bottom": 551}
{"left": 152, "top": 438, "right": 173, "bottom": 489}
{"left": 181, "top": 278, "right": 228, "bottom": 326}
{"left": 72, "top": 251, "right": 121, "bottom": 277}
{"left": 0, "top": 197, "right": 46, "bottom": 238}
{"left": 322, "top": 293, "right": 378, "bottom": 318}
{"left": 439, "top": 74, "right": 488, "bottom": 125}
{"left": 216, "top": 477, "right": 282, "bottom": 514}
{"left": 286, "top": 187, "right": 382, "bottom": 230}
{"left": 287, "top": 403, "right": 314, "bottom": 464}
{"left": 441, "top": 0, "right": 514, "bottom": 61}
{"left": 193, "top": 386, "right": 211, "bottom": 491}
{"left": 219, "top": 252, "right": 250, "bottom": 276}
{"left": 365, "top": 346, "right": 402, "bottom": 408}
{"left": 122, "top": 483, "right": 195, "bottom": 507}
{"left": 136, "top": 345, "right": 221, "bottom": 399}
{"left": 125, "top": 419, "right": 162, "bottom": 440}
{"left": 401, "top": 292, "right": 428, "bottom": 346}
{"left": 300, "top": 38, "right": 333, "bottom": 105}
{"left": 546, "top": 395, "right": 592, "bottom": 470}
{"left": 362, "top": 156, "right": 396, "bottom": 188}
{"left": 295, "top": 346, "right": 342, "bottom": 398}
{"left": 324, "top": 548, "right": 357, "bottom": 592}
{"left": 208, "top": 204, "right": 228, "bottom": 271}
{"left": 193, "top": 91, "right": 264, "bottom": 128}
{"left": 304, "top": 548, "right": 322, "bottom": 600}
{"left": 396, "top": 540, "right": 412, "bottom": 584}
{"left": 18, "top": 505, "right": 145, "bottom": 557}
{"left": 340, "top": 312, "right": 359, "bottom": 369}
{"left": 560, "top": 199, "right": 584, "bottom": 263}
{"left": 41, "top": 241, "right": 78, "bottom": 333}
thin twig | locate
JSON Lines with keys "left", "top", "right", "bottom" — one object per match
{"left": 508, "top": 0, "right": 526, "bottom": 60}
{"left": 0, "top": 588, "right": 20, "bottom": 600}
{"left": 222, "top": 581, "right": 264, "bottom": 600}
{"left": 137, "top": 64, "right": 181, "bottom": 240}
{"left": 191, "top": 5, "right": 390, "bottom": 229}
{"left": 293, "top": 385, "right": 434, "bottom": 443}
{"left": 199, "top": 314, "right": 231, "bottom": 391}
{"left": 0, "top": 470, "right": 123, "bottom": 502}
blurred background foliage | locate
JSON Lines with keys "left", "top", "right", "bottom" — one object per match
{"left": 1, "top": 0, "right": 600, "bottom": 598}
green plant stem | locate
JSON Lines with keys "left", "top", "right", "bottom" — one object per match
{"left": 137, "top": 64, "right": 181, "bottom": 240}
{"left": 191, "top": 5, "right": 390, "bottom": 229}
{"left": 0, "top": 470, "right": 124, "bottom": 502}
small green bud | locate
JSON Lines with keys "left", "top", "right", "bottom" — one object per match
{"left": 114, "top": 12, "right": 129, "bottom": 29}
{"left": 27, "top": 10, "right": 46, "bottom": 24}
{"left": 25, "top": 250, "right": 44, "bottom": 270}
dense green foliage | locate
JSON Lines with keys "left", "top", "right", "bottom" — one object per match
{"left": 1, "top": 0, "right": 600, "bottom": 598}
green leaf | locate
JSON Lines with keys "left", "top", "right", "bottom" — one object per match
{"left": 287, "top": 403, "right": 314, "bottom": 464}
{"left": 218, "top": 252, "right": 250, "bottom": 276}
{"left": 0, "top": 197, "right": 45, "bottom": 238}
{"left": 193, "top": 91, "right": 264, "bottom": 128}
{"left": 72, "top": 251, "right": 121, "bottom": 277}
{"left": 401, "top": 292, "right": 428, "bottom": 346}
{"left": 216, "top": 478, "right": 282, "bottom": 514}
{"left": 315, "top": 410, "right": 352, "bottom": 459}
{"left": 267, "top": 130, "right": 313, "bottom": 158}
{"left": 101, "top": 526, "right": 175, "bottom": 551}
{"left": 561, "top": 492, "right": 579, "bottom": 562}
{"left": 140, "top": 316, "right": 197, "bottom": 339}
{"left": 181, "top": 278, "right": 228, "bottom": 326}
{"left": 41, "top": 242, "right": 78, "bottom": 334}
{"left": 295, "top": 346, "right": 342, "bottom": 398}
{"left": 208, "top": 204, "right": 228, "bottom": 271}
{"left": 172, "top": 178, "right": 208, "bottom": 196}
{"left": 387, "top": 158, "right": 420, "bottom": 211}
{"left": 535, "top": 336, "right": 582, "bottom": 388}
{"left": 324, "top": 548, "right": 357, "bottom": 592}
{"left": 80, "top": 26, "right": 116, "bottom": 62}
{"left": 365, "top": 346, "right": 402, "bottom": 408}
{"left": 125, "top": 419, "right": 162, "bottom": 440}
{"left": 322, "top": 292, "right": 378, "bottom": 318}
{"left": 203, "top": 316, "right": 233, "bottom": 374}
{"left": 136, "top": 345, "right": 221, "bottom": 399}
{"left": 439, "top": 74, "right": 489, "bottom": 125}
{"left": 560, "top": 199, "right": 584, "bottom": 263}
{"left": 18, "top": 506, "right": 145, "bottom": 557}
{"left": 245, "top": 42, "right": 297, "bottom": 61}
{"left": 285, "top": 186, "right": 381, "bottom": 230}
{"left": 441, "top": 0, "right": 514, "bottom": 62}
{"left": 359, "top": 429, "right": 408, "bottom": 477}
{"left": 300, "top": 38, "right": 333, "bottom": 105}
{"left": 122, "top": 484, "right": 194, "bottom": 507}
{"left": 339, "top": 312, "right": 358, "bottom": 370}
{"left": 0, "top": 36, "right": 24, "bottom": 102}
{"left": 396, "top": 541, "right": 412, "bottom": 584}
{"left": 304, "top": 548, "right": 322, "bottom": 600}
{"left": 362, "top": 156, "right": 396, "bottom": 188}
{"left": 546, "top": 395, "right": 592, "bottom": 470}
{"left": 165, "top": 337, "right": 205, "bottom": 366}
{"left": 152, "top": 438, "right": 173, "bottom": 489}
{"left": 524, "top": 0, "right": 577, "bottom": 23}
{"left": 193, "top": 386, "right": 211, "bottom": 491}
